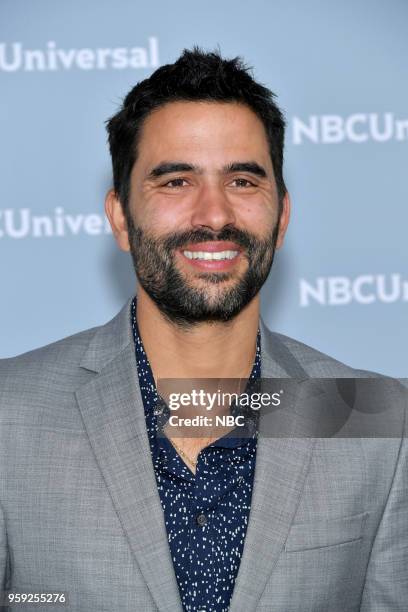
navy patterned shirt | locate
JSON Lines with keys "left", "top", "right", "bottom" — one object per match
{"left": 131, "top": 297, "right": 261, "bottom": 612}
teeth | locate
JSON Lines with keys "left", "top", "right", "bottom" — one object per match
{"left": 183, "top": 250, "right": 239, "bottom": 261}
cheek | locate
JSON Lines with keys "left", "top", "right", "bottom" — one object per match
{"left": 132, "top": 204, "right": 171, "bottom": 233}
{"left": 137, "top": 198, "right": 193, "bottom": 233}
{"left": 237, "top": 204, "right": 276, "bottom": 234}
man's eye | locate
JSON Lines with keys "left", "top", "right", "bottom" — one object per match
{"left": 163, "top": 178, "right": 188, "bottom": 188}
{"left": 232, "top": 178, "right": 256, "bottom": 188}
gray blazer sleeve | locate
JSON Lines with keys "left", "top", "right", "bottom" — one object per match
{"left": 360, "top": 430, "right": 408, "bottom": 611}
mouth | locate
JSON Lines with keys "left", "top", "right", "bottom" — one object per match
{"left": 178, "top": 241, "right": 243, "bottom": 271}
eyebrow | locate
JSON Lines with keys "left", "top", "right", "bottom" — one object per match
{"left": 224, "top": 162, "right": 267, "bottom": 178}
{"left": 145, "top": 161, "right": 268, "bottom": 180}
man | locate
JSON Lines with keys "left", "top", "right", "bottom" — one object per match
{"left": 0, "top": 47, "right": 406, "bottom": 612}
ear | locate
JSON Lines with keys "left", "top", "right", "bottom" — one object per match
{"left": 104, "top": 189, "right": 130, "bottom": 252}
{"left": 275, "top": 191, "right": 291, "bottom": 249}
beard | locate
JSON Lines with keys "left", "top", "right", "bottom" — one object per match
{"left": 126, "top": 213, "right": 281, "bottom": 329}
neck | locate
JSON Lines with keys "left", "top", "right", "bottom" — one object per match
{"left": 135, "top": 287, "right": 260, "bottom": 382}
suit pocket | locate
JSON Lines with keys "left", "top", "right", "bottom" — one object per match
{"left": 284, "top": 511, "right": 369, "bottom": 552}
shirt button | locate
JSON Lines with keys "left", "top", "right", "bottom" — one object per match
{"left": 196, "top": 513, "right": 208, "bottom": 527}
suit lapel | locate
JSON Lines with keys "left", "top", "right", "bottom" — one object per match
{"left": 75, "top": 302, "right": 182, "bottom": 612}
{"left": 229, "top": 319, "right": 316, "bottom": 612}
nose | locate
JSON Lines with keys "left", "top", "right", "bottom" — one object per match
{"left": 190, "top": 182, "right": 236, "bottom": 231}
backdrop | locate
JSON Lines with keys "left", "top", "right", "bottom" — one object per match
{"left": 1, "top": 0, "right": 407, "bottom": 377}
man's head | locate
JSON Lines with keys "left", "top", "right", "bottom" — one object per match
{"left": 105, "top": 46, "right": 290, "bottom": 328}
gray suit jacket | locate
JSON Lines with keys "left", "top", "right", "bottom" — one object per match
{"left": 0, "top": 298, "right": 407, "bottom": 611}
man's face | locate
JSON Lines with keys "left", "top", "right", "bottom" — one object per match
{"left": 122, "top": 101, "right": 289, "bottom": 327}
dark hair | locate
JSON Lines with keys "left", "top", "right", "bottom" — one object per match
{"left": 106, "top": 45, "right": 287, "bottom": 214}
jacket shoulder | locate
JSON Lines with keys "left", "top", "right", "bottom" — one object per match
{"left": 0, "top": 325, "right": 100, "bottom": 376}
{"left": 0, "top": 324, "right": 104, "bottom": 406}
{"left": 0, "top": 297, "right": 132, "bottom": 398}
{"left": 0, "top": 299, "right": 132, "bottom": 382}
{"left": 0, "top": 325, "right": 107, "bottom": 430}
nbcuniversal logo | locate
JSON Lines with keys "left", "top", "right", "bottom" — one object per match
{"left": 292, "top": 113, "right": 408, "bottom": 144}
{"left": 300, "top": 275, "right": 408, "bottom": 306}
{"left": 0, "top": 38, "right": 159, "bottom": 71}
{"left": 0, "top": 208, "right": 112, "bottom": 238}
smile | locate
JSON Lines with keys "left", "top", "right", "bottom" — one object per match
{"left": 178, "top": 241, "right": 242, "bottom": 271}
{"left": 182, "top": 250, "right": 239, "bottom": 261}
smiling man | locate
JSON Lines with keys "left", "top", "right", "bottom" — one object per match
{"left": 0, "top": 47, "right": 407, "bottom": 612}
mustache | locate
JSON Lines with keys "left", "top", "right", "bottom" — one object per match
{"left": 160, "top": 227, "right": 262, "bottom": 253}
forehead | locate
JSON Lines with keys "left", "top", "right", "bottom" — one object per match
{"left": 136, "top": 100, "right": 272, "bottom": 168}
